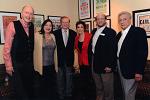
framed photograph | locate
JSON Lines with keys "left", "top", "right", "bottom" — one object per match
{"left": 0, "top": 11, "right": 20, "bottom": 44}
{"left": 148, "top": 38, "right": 150, "bottom": 60}
{"left": 133, "top": 9, "right": 150, "bottom": 37}
{"left": 84, "top": 21, "right": 91, "bottom": 33}
{"left": 93, "top": 0, "right": 110, "bottom": 17}
{"left": 78, "top": 0, "right": 91, "bottom": 20}
{"left": 93, "top": 19, "right": 111, "bottom": 28}
{"left": 33, "top": 14, "right": 44, "bottom": 32}
{"left": 48, "top": 16, "right": 61, "bottom": 31}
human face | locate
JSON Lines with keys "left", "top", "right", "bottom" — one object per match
{"left": 76, "top": 24, "right": 84, "bottom": 35}
{"left": 61, "top": 18, "right": 70, "bottom": 30}
{"left": 21, "top": 6, "right": 34, "bottom": 23}
{"left": 118, "top": 14, "right": 131, "bottom": 30}
{"left": 44, "top": 22, "right": 52, "bottom": 34}
{"left": 96, "top": 13, "right": 106, "bottom": 28}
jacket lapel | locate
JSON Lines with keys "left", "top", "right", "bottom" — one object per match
{"left": 119, "top": 26, "right": 133, "bottom": 55}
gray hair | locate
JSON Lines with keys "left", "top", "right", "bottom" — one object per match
{"left": 118, "top": 11, "right": 131, "bottom": 19}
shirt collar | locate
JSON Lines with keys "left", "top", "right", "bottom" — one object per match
{"left": 20, "top": 19, "right": 29, "bottom": 28}
{"left": 62, "top": 29, "right": 69, "bottom": 33}
{"left": 122, "top": 25, "right": 131, "bottom": 35}
{"left": 97, "top": 25, "right": 106, "bottom": 32}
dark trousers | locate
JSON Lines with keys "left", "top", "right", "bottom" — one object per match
{"left": 57, "top": 65, "right": 73, "bottom": 100}
{"left": 40, "top": 65, "right": 57, "bottom": 100}
{"left": 73, "top": 66, "right": 96, "bottom": 100}
{"left": 10, "top": 61, "right": 34, "bottom": 100}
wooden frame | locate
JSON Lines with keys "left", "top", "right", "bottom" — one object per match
{"left": 33, "top": 14, "right": 44, "bottom": 32}
{"left": 133, "top": 9, "right": 150, "bottom": 37}
{"left": 93, "top": 0, "right": 110, "bottom": 17}
{"left": 78, "top": 0, "right": 91, "bottom": 20}
{"left": 48, "top": 16, "right": 61, "bottom": 31}
{"left": 0, "top": 11, "right": 20, "bottom": 44}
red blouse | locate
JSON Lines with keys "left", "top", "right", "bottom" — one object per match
{"left": 75, "top": 32, "right": 92, "bottom": 66}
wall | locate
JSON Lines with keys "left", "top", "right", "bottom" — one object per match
{"left": 111, "top": 0, "right": 150, "bottom": 59}
{"left": 111, "top": 0, "right": 150, "bottom": 32}
{"left": 0, "top": 0, "right": 150, "bottom": 63}
{"left": 0, "top": 0, "right": 78, "bottom": 63}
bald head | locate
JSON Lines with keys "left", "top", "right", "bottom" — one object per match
{"left": 95, "top": 13, "right": 107, "bottom": 28}
{"left": 95, "top": 13, "right": 107, "bottom": 20}
{"left": 21, "top": 5, "right": 34, "bottom": 23}
{"left": 21, "top": 4, "right": 34, "bottom": 13}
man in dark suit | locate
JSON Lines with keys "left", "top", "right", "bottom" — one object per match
{"left": 89, "top": 13, "right": 117, "bottom": 100}
{"left": 117, "top": 11, "right": 148, "bottom": 100}
{"left": 54, "top": 16, "right": 76, "bottom": 100}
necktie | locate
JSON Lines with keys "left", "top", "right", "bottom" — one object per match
{"left": 64, "top": 30, "right": 68, "bottom": 46}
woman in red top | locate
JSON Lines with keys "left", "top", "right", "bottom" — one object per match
{"left": 73, "top": 20, "right": 95, "bottom": 100}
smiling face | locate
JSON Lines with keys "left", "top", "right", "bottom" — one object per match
{"left": 118, "top": 12, "right": 131, "bottom": 30}
{"left": 61, "top": 17, "right": 70, "bottom": 30}
{"left": 21, "top": 5, "right": 34, "bottom": 23}
{"left": 76, "top": 24, "right": 84, "bottom": 35}
{"left": 44, "top": 22, "right": 52, "bottom": 34}
{"left": 96, "top": 13, "right": 106, "bottom": 28}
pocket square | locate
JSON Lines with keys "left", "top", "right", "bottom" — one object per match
{"left": 100, "top": 33, "right": 105, "bottom": 36}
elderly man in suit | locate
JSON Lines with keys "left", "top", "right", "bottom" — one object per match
{"left": 89, "top": 13, "right": 117, "bottom": 100}
{"left": 117, "top": 11, "right": 148, "bottom": 100}
{"left": 54, "top": 16, "right": 76, "bottom": 100}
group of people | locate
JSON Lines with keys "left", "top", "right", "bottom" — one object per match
{"left": 3, "top": 4, "right": 148, "bottom": 100}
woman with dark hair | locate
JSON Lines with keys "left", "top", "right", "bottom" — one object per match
{"left": 73, "top": 20, "right": 95, "bottom": 100}
{"left": 34, "top": 19, "right": 58, "bottom": 100}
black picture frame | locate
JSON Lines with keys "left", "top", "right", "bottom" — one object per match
{"left": 48, "top": 16, "right": 61, "bottom": 31}
{"left": 0, "top": 11, "right": 20, "bottom": 44}
{"left": 133, "top": 9, "right": 150, "bottom": 37}
{"left": 93, "top": 0, "right": 110, "bottom": 18}
{"left": 78, "top": 0, "right": 91, "bottom": 20}
{"left": 84, "top": 21, "right": 92, "bottom": 33}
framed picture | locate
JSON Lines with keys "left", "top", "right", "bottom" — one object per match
{"left": 84, "top": 21, "right": 91, "bottom": 33}
{"left": 93, "top": 0, "right": 110, "bottom": 17}
{"left": 78, "top": 0, "right": 91, "bottom": 20}
{"left": 0, "top": 11, "right": 20, "bottom": 44}
{"left": 33, "top": 14, "right": 44, "bottom": 32}
{"left": 93, "top": 19, "right": 111, "bottom": 28}
{"left": 148, "top": 38, "right": 150, "bottom": 60}
{"left": 133, "top": 9, "right": 150, "bottom": 37}
{"left": 48, "top": 16, "right": 61, "bottom": 31}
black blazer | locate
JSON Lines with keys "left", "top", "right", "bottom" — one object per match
{"left": 89, "top": 27, "right": 117, "bottom": 74}
{"left": 116, "top": 25, "right": 148, "bottom": 79}
{"left": 54, "top": 29, "right": 76, "bottom": 67}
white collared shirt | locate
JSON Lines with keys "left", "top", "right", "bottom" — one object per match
{"left": 117, "top": 25, "right": 131, "bottom": 57}
{"left": 62, "top": 29, "right": 69, "bottom": 46}
{"left": 92, "top": 25, "right": 106, "bottom": 53}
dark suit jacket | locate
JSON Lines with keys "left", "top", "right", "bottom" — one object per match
{"left": 89, "top": 27, "right": 117, "bottom": 74}
{"left": 116, "top": 25, "right": 148, "bottom": 79}
{"left": 54, "top": 29, "right": 76, "bottom": 67}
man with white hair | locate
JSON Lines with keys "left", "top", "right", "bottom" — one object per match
{"left": 3, "top": 5, "right": 35, "bottom": 100}
{"left": 117, "top": 11, "right": 148, "bottom": 100}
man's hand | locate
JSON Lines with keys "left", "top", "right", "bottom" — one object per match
{"left": 6, "top": 67, "right": 14, "bottom": 76}
{"left": 135, "top": 74, "right": 143, "bottom": 81}
{"left": 104, "top": 67, "right": 112, "bottom": 73}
